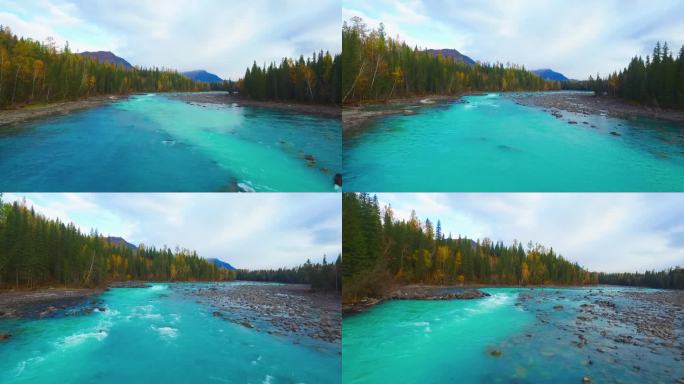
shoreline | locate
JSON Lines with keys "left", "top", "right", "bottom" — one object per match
{"left": 342, "top": 94, "right": 465, "bottom": 136}
{"left": 0, "top": 95, "right": 123, "bottom": 127}
{"left": 183, "top": 283, "right": 341, "bottom": 344}
{"left": 170, "top": 92, "right": 341, "bottom": 119}
{"left": 512, "top": 91, "right": 684, "bottom": 123}
{"left": 341, "top": 283, "right": 636, "bottom": 316}
{"left": 0, "top": 287, "right": 105, "bottom": 320}
{"left": 343, "top": 284, "right": 492, "bottom": 316}
{"left": 342, "top": 91, "right": 684, "bottom": 138}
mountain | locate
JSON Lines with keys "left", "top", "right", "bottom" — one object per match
{"left": 79, "top": 51, "right": 133, "bottom": 70}
{"left": 106, "top": 236, "right": 137, "bottom": 251}
{"left": 182, "top": 70, "right": 223, "bottom": 83}
{"left": 207, "top": 258, "right": 236, "bottom": 270}
{"left": 532, "top": 68, "right": 568, "bottom": 81}
{"left": 426, "top": 49, "right": 476, "bottom": 65}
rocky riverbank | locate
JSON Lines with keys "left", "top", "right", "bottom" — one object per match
{"left": 0, "top": 288, "right": 104, "bottom": 320}
{"left": 170, "top": 92, "right": 341, "bottom": 119}
{"left": 513, "top": 287, "right": 684, "bottom": 381}
{"left": 0, "top": 95, "right": 121, "bottom": 127}
{"left": 343, "top": 94, "right": 463, "bottom": 136}
{"left": 512, "top": 92, "right": 684, "bottom": 123}
{"left": 343, "top": 285, "right": 490, "bottom": 315}
{"left": 181, "top": 283, "right": 341, "bottom": 343}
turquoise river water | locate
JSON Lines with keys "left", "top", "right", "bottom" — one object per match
{"left": 342, "top": 287, "right": 684, "bottom": 383}
{"left": 0, "top": 283, "right": 340, "bottom": 384}
{"left": 0, "top": 93, "right": 341, "bottom": 192}
{"left": 343, "top": 93, "right": 684, "bottom": 191}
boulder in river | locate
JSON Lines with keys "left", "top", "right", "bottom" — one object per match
{"left": 0, "top": 332, "right": 11, "bottom": 341}
{"left": 488, "top": 347, "right": 503, "bottom": 357}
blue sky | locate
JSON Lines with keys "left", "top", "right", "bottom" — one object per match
{"left": 2, "top": 193, "right": 341, "bottom": 269}
{"left": 343, "top": 0, "right": 684, "bottom": 79}
{"left": 375, "top": 193, "right": 684, "bottom": 273}
{"left": 0, "top": 0, "right": 341, "bottom": 79}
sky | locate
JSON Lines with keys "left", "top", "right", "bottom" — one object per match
{"left": 343, "top": 0, "right": 684, "bottom": 79}
{"left": 2, "top": 193, "right": 341, "bottom": 270}
{"left": 0, "top": 0, "right": 341, "bottom": 79}
{"left": 374, "top": 193, "right": 684, "bottom": 273}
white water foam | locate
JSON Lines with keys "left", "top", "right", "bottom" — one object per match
{"left": 60, "top": 329, "right": 108, "bottom": 348}
{"left": 262, "top": 374, "right": 274, "bottom": 384}
{"left": 152, "top": 326, "right": 178, "bottom": 339}
{"left": 13, "top": 356, "right": 45, "bottom": 377}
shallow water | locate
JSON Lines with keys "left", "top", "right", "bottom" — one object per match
{"left": 343, "top": 93, "right": 684, "bottom": 191}
{"left": 0, "top": 93, "right": 341, "bottom": 192}
{"left": 342, "top": 287, "right": 683, "bottom": 384}
{"left": 0, "top": 283, "right": 340, "bottom": 384}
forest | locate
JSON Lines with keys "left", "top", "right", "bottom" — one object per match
{"left": 0, "top": 196, "right": 234, "bottom": 289}
{"left": 341, "top": 17, "right": 559, "bottom": 104}
{"left": 236, "top": 254, "right": 341, "bottom": 293}
{"left": 342, "top": 193, "right": 597, "bottom": 302}
{"left": 240, "top": 50, "right": 341, "bottom": 104}
{"left": 585, "top": 41, "right": 684, "bottom": 109}
{"left": 599, "top": 268, "right": 684, "bottom": 290}
{"left": 0, "top": 25, "right": 206, "bottom": 108}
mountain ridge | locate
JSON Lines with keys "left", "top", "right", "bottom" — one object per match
{"left": 426, "top": 48, "right": 476, "bottom": 65}
{"left": 79, "top": 51, "right": 133, "bottom": 70}
{"left": 182, "top": 70, "right": 223, "bottom": 83}
{"left": 532, "top": 68, "right": 569, "bottom": 81}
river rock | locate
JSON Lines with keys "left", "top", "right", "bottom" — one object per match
{"left": 609, "top": 131, "right": 621, "bottom": 136}
{"left": 0, "top": 332, "right": 10, "bottom": 341}
{"left": 582, "top": 376, "right": 591, "bottom": 383}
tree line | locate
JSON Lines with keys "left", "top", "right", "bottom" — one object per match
{"left": 0, "top": 196, "right": 234, "bottom": 289}
{"left": 342, "top": 193, "right": 596, "bottom": 302}
{"left": 599, "top": 268, "right": 684, "bottom": 290}
{"left": 0, "top": 25, "right": 207, "bottom": 108}
{"left": 240, "top": 50, "right": 341, "bottom": 104}
{"left": 236, "top": 255, "right": 341, "bottom": 293}
{"left": 579, "top": 42, "right": 684, "bottom": 109}
{"left": 341, "top": 17, "right": 559, "bottom": 104}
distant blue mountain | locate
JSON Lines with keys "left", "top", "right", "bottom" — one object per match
{"left": 182, "top": 70, "right": 223, "bottom": 83}
{"left": 79, "top": 51, "right": 133, "bottom": 70}
{"left": 207, "top": 258, "right": 236, "bottom": 270}
{"left": 106, "top": 236, "right": 137, "bottom": 250}
{"left": 426, "top": 49, "right": 476, "bottom": 65}
{"left": 532, "top": 68, "right": 569, "bottom": 81}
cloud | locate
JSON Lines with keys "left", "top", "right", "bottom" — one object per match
{"left": 2, "top": 193, "right": 341, "bottom": 269}
{"left": 343, "top": 0, "right": 684, "bottom": 79}
{"left": 0, "top": 0, "right": 341, "bottom": 79}
{"left": 375, "top": 193, "right": 684, "bottom": 273}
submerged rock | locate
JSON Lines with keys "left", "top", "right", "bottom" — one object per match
{"left": 303, "top": 154, "right": 316, "bottom": 167}
{"left": 0, "top": 332, "right": 11, "bottom": 341}
{"left": 609, "top": 131, "right": 621, "bottom": 136}
{"left": 488, "top": 347, "right": 503, "bottom": 357}
{"left": 553, "top": 305, "right": 564, "bottom": 310}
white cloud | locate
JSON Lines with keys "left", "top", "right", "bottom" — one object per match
{"left": 0, "top": 0, "right": 341, "bottom": 79}
{"left": 1, "top": 193, "right": 341, "bottom": 269}
{"left": 343, "top": 0, "right": 684, "bottom": 79}
{"left": 375, "top": 193, "right": 684, "bottom": 273}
